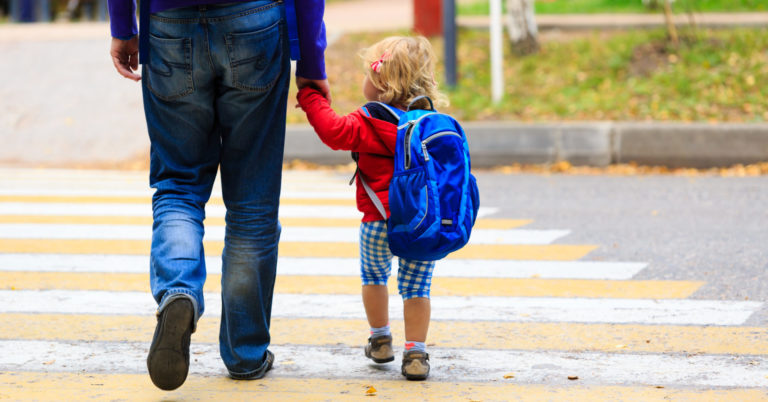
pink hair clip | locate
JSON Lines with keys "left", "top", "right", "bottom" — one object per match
{"left": 370, "top": 52, "right": 388, "bottom": 73}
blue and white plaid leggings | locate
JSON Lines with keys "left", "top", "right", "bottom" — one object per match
{"left": 359, "top": 220, "right": 436, "bottom": 300}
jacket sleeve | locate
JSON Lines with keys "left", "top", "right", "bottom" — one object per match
{"left": 294, "top": 0, "right": 327, "bottom": 79}
{"left": 107, "top": 0, "right": 138, "bottom": 39}
{"left": 297, "top": 88, "right": 391, "bottom": 154}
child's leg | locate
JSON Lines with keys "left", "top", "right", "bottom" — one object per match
{"left": 397, "top": 258, "right": 436, "bottom": 345}
{"left": 398, "top": 257, "right": 436, "bottom": 380}
{"left": 359, "top": 221, "right": 394, "bottom": 329}
{"left": 363, "top": 285, "right": 389, "bottom": 328}
{"left": 403, "top": 297, "right": 430, "bottom": 342}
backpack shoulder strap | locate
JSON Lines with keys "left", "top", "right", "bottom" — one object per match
{"left": 367, "top": 102, "right": 403, "bottom": 122}
{"left": 359, "top": 175, "right": 387, "bottom": 220}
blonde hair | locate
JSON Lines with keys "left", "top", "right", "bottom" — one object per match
{"left": 362, "top": 36, "right": 449, "bottom": 110}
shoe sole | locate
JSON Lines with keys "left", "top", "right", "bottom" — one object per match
{"left": 370, "top": 355, "right": 395, "bottom": 364}
{"left": 147, "top": 299, "right": 193, "bottom": 391}
{"left": 402, "top": 369, "right": 429, "bottom": 381}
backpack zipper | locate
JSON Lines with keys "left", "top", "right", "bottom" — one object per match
{"left": 403, "top": 113, "right": 438, "bottom": 170}
{"left": 413, "top": 184, "right": 429, "bottom": 231}
{"left": 404, "top": 123, "right": 415, "bottom": 169}
{"left": 420, "top": 131, "right": 462, "bottom": 161}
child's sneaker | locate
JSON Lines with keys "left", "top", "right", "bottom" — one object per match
{"left": 401, "top": 350, "right": 430, "bottom": 380}
{"left": 364, "top": 334, "right": 394, "bottom": 363}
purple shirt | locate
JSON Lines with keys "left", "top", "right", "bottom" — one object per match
{"left": 108, "top": 0, "right": 326, "bottom": 79}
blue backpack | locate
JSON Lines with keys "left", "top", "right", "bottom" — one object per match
{"left": 359, "top": 96, "right": 480, "bottom": 261}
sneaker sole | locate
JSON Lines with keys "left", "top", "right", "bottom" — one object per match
{"left": 370, "top": 355, "right": 395, "bottom": 364}
{"left": 147, "top": 299, "right": 193, "bottom": 391}
{"left": 402, "top": 368, "right": 429, "bottom": 381}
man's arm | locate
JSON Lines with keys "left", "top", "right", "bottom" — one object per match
{"left": 108, "top": 0, "right": 140, "bottom": 81}
{"left": 294, "top": 0, "right": 330, "bottom": 102}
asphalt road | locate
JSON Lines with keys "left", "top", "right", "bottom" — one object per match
{"left": 475, "top": 172, "right": 768, "bottom": 325}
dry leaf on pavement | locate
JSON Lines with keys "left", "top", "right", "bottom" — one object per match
{"left": 365, "top": 386, "right": 377, "bottom": 396}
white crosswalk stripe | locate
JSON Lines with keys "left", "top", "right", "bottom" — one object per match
{"left": 0, "top": 290, "right": 760, "bottom": 325}
{"left": 0, "top": 223, "right": 569, "bottom": 245}
{"left": 0, "top": 202, "right": 499, "bottom": 219}
{"left": 0, "top": 254, "right": 649, "bottom": 279}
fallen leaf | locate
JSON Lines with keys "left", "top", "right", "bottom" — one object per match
{"left": 655, "top": 386, "right": 665, "bottom": 389}
{"left": 503, "top": 373, "right": 515, "bottom": 379}
{"left": 365, "top": 386, "right": 377, "bottom": 396}
{"left": 615, "top": 344, "right": 627, "bottom": 349}
{"left": 567, "top": 375, "right": 579, "bottom": 380}
{"left": 42, "top": 360, "right": 55, "bottom": 365}
{"left": 193, "top": 351, "right": 205, "bottom": 355}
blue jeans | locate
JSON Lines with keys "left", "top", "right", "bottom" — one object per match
{"left": 142, "top": 0, "right": 289, "bottom": 378}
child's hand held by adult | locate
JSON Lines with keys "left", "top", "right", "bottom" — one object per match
{"left": 296, "top": 77, "right": 331, "bottom": 104}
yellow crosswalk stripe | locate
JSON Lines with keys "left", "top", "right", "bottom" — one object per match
{"left": 0, "top": 239, "right": 595, "bottom": 260}
{"left": 0, "top": 215, "right": 532, "bottom": 229}
{"left": 0, "top": 372, "right": 762, "bottom": 401}
{"left": 0, "top": 272, "right": 702, "bottom": 298}
{"left": 0, "top": 194, "right": 356, "bottom": 206}
{"left": 0, "top": 314, "right": 763, "bottom": 355}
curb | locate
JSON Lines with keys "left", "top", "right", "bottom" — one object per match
{"left": 285, "top": 123, "right": 768, "bottom": 168}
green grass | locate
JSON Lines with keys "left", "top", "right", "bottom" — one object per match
{"left": 287, "top": 28, "right": 768, "bottom": 124}
{"left": 457, "top": 0, "right": 768, "bottom": 16}
{"left": 445, "top": 27, "right": 768, "bottom": 122}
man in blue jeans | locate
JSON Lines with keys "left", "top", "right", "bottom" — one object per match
{"left": 107, "top": 0, "right": 328, "bottom": 391}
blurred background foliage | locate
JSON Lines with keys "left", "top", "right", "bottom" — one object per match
{"left": 458, "top": 0, "right": 767, "bottom": 15}
{"left": 287, "top": 26, "right": 768, "bottom": 123}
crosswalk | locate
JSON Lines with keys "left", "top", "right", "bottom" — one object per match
{"left": 0, "top": 168, "right": 766, "bottom": 400}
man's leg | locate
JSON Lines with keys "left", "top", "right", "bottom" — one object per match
{"left": 205, "top": 0, "right": 290, "bottom": 379}
{"left": 141, "top": 5, "right": 218, "bottom": 390}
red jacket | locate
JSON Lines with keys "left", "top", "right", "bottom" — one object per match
{"left": 297, "top": 88, "right": 397, "bottom": 222}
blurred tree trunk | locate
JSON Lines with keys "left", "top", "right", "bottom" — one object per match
{"left": 506, "top": 0, "right": 539, "bottom": 55}
{"left": 662, "top": 0, "right": 679, "bottom": 46}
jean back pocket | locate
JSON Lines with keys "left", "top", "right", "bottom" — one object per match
{"left": 225, "top": 20, "right": 283, "bottom": 92}
{"left": 146, "top": 35, "right": 194, "bottom": 101}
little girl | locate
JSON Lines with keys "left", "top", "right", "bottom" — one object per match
{"left": 297, "top": 36, "right": 448, "bottom": 381}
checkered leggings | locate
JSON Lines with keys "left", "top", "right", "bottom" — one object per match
{"left": 359, "top": 220, "right": 436, "bottom": 300}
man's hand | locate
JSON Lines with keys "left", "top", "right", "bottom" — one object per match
{"left": 110, "top": 36, "right": 141, "bottom": 82}
{"left": 296, "top": 77, "right": 331, "bottom": 104}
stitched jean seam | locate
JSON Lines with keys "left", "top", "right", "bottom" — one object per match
{"left": 150, "top": 1, "right": 280, "bottom": 24}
